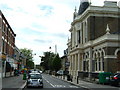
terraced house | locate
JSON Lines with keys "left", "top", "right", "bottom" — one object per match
{"left": 67, "top": 0, "right": 120, "bottom": 83}
{"left": 0, "top": 10, "right": 16, "bottom": 77}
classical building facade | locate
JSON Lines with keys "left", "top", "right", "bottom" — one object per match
{"left": 67, "top": 1, "right": 120, "bottom": 82}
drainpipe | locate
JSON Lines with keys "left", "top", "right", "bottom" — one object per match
{"left": 0, "top": 11, "right": 2, "bottom": 90}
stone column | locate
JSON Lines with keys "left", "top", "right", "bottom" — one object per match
{"left": 83, "top": 22, "right": 85, "bottom": 44}
{"left": 69, "top": 55, "right": 71, "bottom": 75}
{"left": 89, "top": 47, "right": 93, "bottom": 79}
{"left": 74, "top": 54, "right": 77, "bottom": 77}
{"left": 78, "top": 53, "right": 80, "bottom": 71}
{"left": 72, "top": 55, "right": 74, "bottom": 75}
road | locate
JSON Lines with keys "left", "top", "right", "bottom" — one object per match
{"left": 2, "top": 73, "right": 120, "bottom": 90}
{"left": 24, "top": 74, "right": 86, "bottom": 89}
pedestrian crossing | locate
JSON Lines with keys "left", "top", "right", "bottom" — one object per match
{"left": 53, "top": 85, "right": 78, "bottom": 88}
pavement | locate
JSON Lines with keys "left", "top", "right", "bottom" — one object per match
{"left": 70, "top": 79, "right": 119, "bottom": 90}
{"left": 54, "top": 75, "right": 120, "bottom": 90}
{"left": 2, "top": 74, "right": 26, "bottom": 90}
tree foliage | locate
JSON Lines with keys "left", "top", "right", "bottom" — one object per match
{"left": 52, "top": 54, "right": 61, "bottom": 71}
{"left": 20, "top": 48, "right": 34, "bottom": 69}
{"left": 40, "top": 52, "right": 61, "bottom": 72}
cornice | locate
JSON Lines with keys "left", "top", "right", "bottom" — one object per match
{"left": 71, "top": 6, "right": 120, "bottom": 26}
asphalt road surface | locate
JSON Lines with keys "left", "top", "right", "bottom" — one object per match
{"left": 24, "top": 74, "right": 86, "bottom": 89}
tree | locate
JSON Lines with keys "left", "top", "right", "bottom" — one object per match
{"left": 40, "top": 52, "right": 61, "bottom": 73}
{"left": 20, "top": 48, "right": 34, "bottom": 69}
{"left": 52, "top": 54, "right": 61, "bottom": 72}
{"left": 48, "top": 52, "right": 56, "bottom": 71}
{"left": 27, "top": 60, "right": 34, "bottom": 69}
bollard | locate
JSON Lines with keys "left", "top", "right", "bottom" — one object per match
{"left": 77, "top": 76, "right": 79, "bottom": 84}
{"left": 23, "top": 73, "right": 27, "bottom": 80}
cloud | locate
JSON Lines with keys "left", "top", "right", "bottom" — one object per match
{"left": 0, "top": 4, "right": 13, "bottom": 11}
{"left": 34, "top": 39, "right": 52, "bottom": 44}
{"left": 52, "top": 33, "right": 68, "bottom": 38}
{"left": 0, "top": 0, "right": 78, "bottom": 64}
{"left": 38, "top": 5, "right": 54, "bottom": 17}
{"left": 2, "top": 0, "right": 119, "bottom": 64}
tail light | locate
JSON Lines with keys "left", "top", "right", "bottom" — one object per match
{"left": 113, "top": 76, "right": 118, "bottom": 80}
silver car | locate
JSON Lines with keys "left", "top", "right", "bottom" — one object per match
{"left": 26, "top": 73, "right": 43, "bottom": 88}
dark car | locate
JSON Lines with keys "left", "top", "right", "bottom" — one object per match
{"left": 110, "top": 73, "right": 120, "bottom": 86}
{"left": 26, "top": 73, "right": 43, "bottom": 88}
{"left": 56, "top": 70, "right": 64, "bottom": 76}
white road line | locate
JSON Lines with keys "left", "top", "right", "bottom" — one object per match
{"left": 42, "top": 76, "right": 55, "bottom": 88}
{"left": 54, "top": 85, "right": 66, "bottom": 88}
{"left": 69, "top": 85, "right": 79, "bottom": 88}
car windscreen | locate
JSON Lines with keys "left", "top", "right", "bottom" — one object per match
{"left": 30, "top": 74, "right": 42, "bottom": 79}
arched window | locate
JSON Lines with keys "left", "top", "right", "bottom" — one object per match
{"left": 117, "top": 51, "right": 120, "bottom": 60}
{"left": 116, "top": 51, "right": 120, "bottom": 71}
{"left": 101, "top": 51, "right": 104, "bottom": 71}
{"left": 83, "top": 53, "right": 86, "bottom": 71}
{"left": 94, "top": 53, "right": 97, "bottom": 71}
{"left": 98, "top": 53, "right": 101, "bottom": 71}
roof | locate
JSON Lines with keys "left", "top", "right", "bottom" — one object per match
{"left": 78, "top": 0, "right": 89, "bottom": 15}
{"left": 29, "top": 72, "right": 41, "bottom": 75}
{"left": 0, "top": 10, "right": 16, "bottom": 37}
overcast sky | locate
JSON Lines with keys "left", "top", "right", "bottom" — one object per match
{"left": 0, "top": 0, "right": 120, "bottom": 64}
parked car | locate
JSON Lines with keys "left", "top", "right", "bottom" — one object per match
{"left": 26, "top": 73, "right": 43, "bottom": 88}
{"left": 31, "top": 70, "right": 40, "bottom": 73}
{"left": 110, "top": 73, "right": 120, "bottom": 86}
{"left": 39, "top": 70, "right": 43, "bottom": 74}
{"left": 56, "top": 70, "right": 64, "bottom": 76}
{"left": 30, "top": 69, "right": 42, "bottom": 74}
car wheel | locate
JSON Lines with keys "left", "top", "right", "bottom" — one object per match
{"left": 27, "top": 85, "right": 30, "bottom": 88}
{"left": 110, "top": 83, "right": 119, "bottom": 86}
{"left": 41, "top": 86, "right": 43, "bottom": 88}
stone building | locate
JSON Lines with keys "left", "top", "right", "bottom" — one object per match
{"left": 67, "top": 0, "right": 120, "bottom": 82}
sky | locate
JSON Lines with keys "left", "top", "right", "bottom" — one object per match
{"left": 0, "top": 0, "right": 120, "bottom": 65}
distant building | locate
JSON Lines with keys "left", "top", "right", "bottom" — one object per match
{"left": 67, "top": 0, "right": 120, "bottom": 82}
{"left": 0, "top": 10, "right": 16, "bottom": 77}
{"left": 14, "top": 46, "right": 21, "bottom": 70}
{"left": 19, "top": 52, "right": 27, "bottom": 69}
{"left": 61, "top": 49, "right": 69, "bottom": 75}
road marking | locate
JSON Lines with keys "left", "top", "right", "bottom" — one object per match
{"left": 69, "top": 85, "right": 79, "bottom": 88}
{"left": 54, "top": 85, "right": 66, "bottom": 88}
{"left": 42, "top": 76, "right": 55, "bottom": 88}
